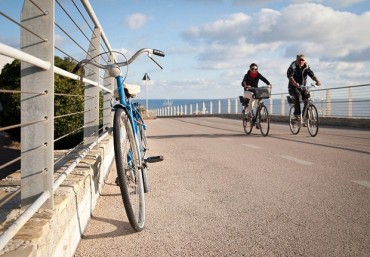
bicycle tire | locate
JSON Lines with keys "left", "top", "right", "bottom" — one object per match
{"left": 289, "top": 106, "right": 300, "bottom": 135}
{"left": 243, "top": 118, "right": 253, "bottom": 134}
{"left": 307, "top": 104, "right": 319, "bottom": 137}
{"left": 258, "top": 105, "right": 270, "bottom": 137}
{"left": 142, "top": 164, "right": 150, "bottom": 193}
{"left": 137, "top": 119, "right": 150, "bottom": 193}
{"left": 113, "top": 107, "right": 145, "bottom": 232}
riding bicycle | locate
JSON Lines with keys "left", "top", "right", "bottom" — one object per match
{"left": 240, "top": 86, "right": 271, "bottom": 137}
{"left": 287, "top": 83, "right": 319, "bottom": 137}
{"left": 73, "top": 48, "right": 165, "bottom": 231}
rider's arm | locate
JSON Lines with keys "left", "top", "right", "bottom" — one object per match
{"left": 259, "top": 73, "right": 272, "bottom": 87}
{"left": 241, "top": 74, "right": 251, "bottom": 89}
{"left": 307, "top": 68, "right": 321, "bottom": 86}
{"left": 287, "top": 65, "right": 299, "bottom": 88}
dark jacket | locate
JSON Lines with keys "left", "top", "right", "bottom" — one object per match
{"left": 287, "top": 61, "right": 316, "bottom": 89}
{"left": 241, "top": 71, "right": 270, "bottom": 91}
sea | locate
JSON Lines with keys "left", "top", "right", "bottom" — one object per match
{"left": 133, "top": 98, "right": 370, "bottom": 118}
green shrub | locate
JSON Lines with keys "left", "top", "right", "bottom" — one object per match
{"left": 0, "top": 57, "right": 88, "bottom": 149}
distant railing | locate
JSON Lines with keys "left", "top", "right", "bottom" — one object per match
{"left": 154, "top": 84, "right": 370, "bottom": 119}
{"left": 0, "top": 0, "right": 115, "bottom": 251}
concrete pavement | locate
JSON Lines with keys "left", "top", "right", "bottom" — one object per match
{"left": 75, "top": 117, "right": 370, "bottom": 257}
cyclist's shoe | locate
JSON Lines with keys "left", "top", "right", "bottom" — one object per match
{"left": 115, "top": 176, "right": 119, "bottom": 186}
{"left": 255, "top": 123, "right": 260, "bottom": 129}
{"left": 242, "top": 109, "right": 245, "bottom": 115}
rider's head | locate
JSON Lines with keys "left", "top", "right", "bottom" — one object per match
{"left": 296, "top": 54, "right": 306, "bottom": 67}
{"left": 249, "top": 63, "right": 258, "bottom": 73}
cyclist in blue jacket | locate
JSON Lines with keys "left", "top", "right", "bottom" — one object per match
{"left": 241, "top": 63, "right": 272, "bottom": 118}
{"left": 287, "top": 54, "right": 321, "bottom": 119}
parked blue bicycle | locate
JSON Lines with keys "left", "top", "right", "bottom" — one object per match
{"left": 73, "top": 48, "right": 165, "bottom": 231}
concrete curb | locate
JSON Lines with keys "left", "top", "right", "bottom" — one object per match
{"left": 0, "top": 136, "right": 115, "bottom": 257}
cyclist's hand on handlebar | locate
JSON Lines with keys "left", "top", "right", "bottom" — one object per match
{"left": 316, "top": 81, "right": 321, "bottom": 87}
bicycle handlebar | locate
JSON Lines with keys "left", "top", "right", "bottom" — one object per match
{"left": 299, "top": 83, "right": 319, "bottom": 89}
{"left": 72, "top": 48, "right": 165, "bottom": 74}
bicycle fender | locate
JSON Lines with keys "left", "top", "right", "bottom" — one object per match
{"left": 113, "top": 103, "right": 129, "bottom": 112}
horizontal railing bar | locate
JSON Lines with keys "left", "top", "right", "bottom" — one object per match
{"left": 53, "top": 132, "right": 108, "bottom": 191}
{"left": 54, "top": 66, "right": 112, "bottom": 93}
{"left": 0, "top": 118, "right": 47, "bottom": 132}
{"left": 0, "top": 43, "right": 51, "bottom": 70}
{"left": 0, "top": 191, "right": 50, "bottom": 251}
{"left": 0, "top": 89, "right": 46, "bottom": 95}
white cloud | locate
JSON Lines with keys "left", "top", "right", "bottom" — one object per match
{"left": 183, "top": 12, "right": 251, "bottom": 43}
{"left": 124, "top": 13, "right": 150, "bottom": 30}
{"left": 183, "top": 3, "right": 370, "bottom": 64}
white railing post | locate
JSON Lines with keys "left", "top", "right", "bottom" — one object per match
{"left": 196, "top": 103, "right": 199, "bottom": 115}
{"left": 210, "top": 101, "right": 213, "bottom": 115}
{"left": 102, "top": 53, "right": 115, "bottom": 131}
{"left": 190, "top": 104, "right": 193, "bottom": 115}
{"left": 348, "top": 87, "right": 352, "bottom": 117}
{"left": 84, "top": 27, "right": 101, "bottom": 146}
{"left": 269, "top": 97, "right": 273, "bottom": 114}
{"left": 281, "top": 94, "right": 285, "bottom": 116}
{"left": 325, "top": 89, "right": 332, "bottom": 116}
{"left": 185, "top": 105, "right": 187, "bottom": 115}
{"left": 235, "top": 98, "right": 238, "bottom": 113}
{"left": 227, "top": 99, "right": 231, "bottom": 114}
{"left": 218, "top": 100, "right": 221, "bottom": 114}
{"left": 20, "top": 0, "right": 54, "bottom": 209}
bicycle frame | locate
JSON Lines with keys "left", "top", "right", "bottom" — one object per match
{"left": 114, "top": 75, "right": 142, "bottom": 165}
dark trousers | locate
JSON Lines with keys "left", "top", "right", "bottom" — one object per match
{"left": 289, "top": 87, "right": 306, "bottom": 116}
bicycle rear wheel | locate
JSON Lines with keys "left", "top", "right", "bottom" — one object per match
{"left": 113, "top": 107, "right": 145, "bottom": 232}
{"left": 243, "top": 118, "right": 253, "bottom": 134}
{"left": 258, "top": 105, "right": 270, "bottom": 137}
{"left": 289, "top": 106, "right": 300, "bottom": 135}
{"left": 307, "top": 104, "right": 319, "bottom": 137}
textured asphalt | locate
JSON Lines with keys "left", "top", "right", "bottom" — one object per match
{"left": 75, "top": 117, "right": 370, "bottom": 257}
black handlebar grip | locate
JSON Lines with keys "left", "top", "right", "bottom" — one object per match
{"left": 153, "top": 49, "right": 165, "bottom": 57}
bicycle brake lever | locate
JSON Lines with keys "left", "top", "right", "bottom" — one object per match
{"left": 148, "top": 56, "right": 163, "bottom": 70}
{"left": 72, "top": 59, "right": 89, "bottom": 73}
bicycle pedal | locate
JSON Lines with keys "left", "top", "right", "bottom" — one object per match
{"left": 145, "top": 155, "right": 164, "bottom": 163}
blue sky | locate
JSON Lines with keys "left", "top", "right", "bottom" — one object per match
{"left": 1, "top": 0, "right": 370, "bottom": 100}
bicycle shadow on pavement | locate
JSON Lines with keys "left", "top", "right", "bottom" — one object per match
{"left": 81, "top": 215, "right": 136, "bottom": 239}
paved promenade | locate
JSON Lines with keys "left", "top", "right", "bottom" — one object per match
{"left": 75, "top": 117, "right": 370, "bottom": 257}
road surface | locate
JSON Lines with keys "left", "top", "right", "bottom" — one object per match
{"left": 75, "top": 117, "right": 370, "bottom": 257}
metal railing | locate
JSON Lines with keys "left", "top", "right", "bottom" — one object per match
{"left": 154, "top": 84, "right": 370, "bottom": 119}
{"left": 0, "top": 0, "right": 115, "bottom": 251}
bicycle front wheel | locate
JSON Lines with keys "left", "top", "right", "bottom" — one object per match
{"left": 137, "top": 122, "right": 150, "bottom": 193}
{"left": 113, "top": 107, "right": 145, "bottom": 232}
{"left": 307, "top": 104, "right": 319, "bottom": 137}
{"left": 243, "top": 118, "right": 253, "bottom": 135}
{"left": 258, "top": 105, "right": 270, "bottom": 137}
{"left": 289, "top": 106, "right": 300, "bottom": 135}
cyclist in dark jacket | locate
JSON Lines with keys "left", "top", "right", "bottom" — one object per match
{"left": 241, "top": 63, "right": 272, "bottom": 118}
{"left": 287, "top": 54, "right": 321, "bottom": 119}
